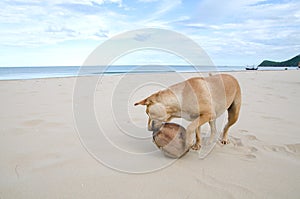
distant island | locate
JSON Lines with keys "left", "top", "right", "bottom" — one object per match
{"left": 258, "top": 54, "right": 300, "bottom": 67}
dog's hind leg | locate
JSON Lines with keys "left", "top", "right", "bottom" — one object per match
{"left": 221, "top": 100, "right": 241, "bottom": 144}
{"left": 192, "top": 127, "right": 201, "bottom": 150}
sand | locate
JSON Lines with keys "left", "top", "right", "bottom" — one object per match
{"left": 0, "top": 70, "right": 299, "bottom": 198}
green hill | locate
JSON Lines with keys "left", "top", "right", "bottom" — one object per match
{"left": 259, "top": 54, "right": 300, "bottom": 67}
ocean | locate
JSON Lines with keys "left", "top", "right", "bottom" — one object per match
{"left": 0, "top": 65, "right": 297, "bottom": 80}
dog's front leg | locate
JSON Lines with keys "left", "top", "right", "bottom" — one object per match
{"left": 209, "top": 119, "right": 217, "bottom": 143}
{"left": 186, "top": 113, "right": 212, "bottom": 150}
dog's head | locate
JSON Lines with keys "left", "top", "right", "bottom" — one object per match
{"left": 134, "top": 92, "right": 171, "bottom": 131}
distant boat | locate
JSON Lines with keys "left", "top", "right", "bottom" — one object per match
{"left": 245, "top": 65, "right": 258, "bottom": 70}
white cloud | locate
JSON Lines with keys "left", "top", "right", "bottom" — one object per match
{"left": 138, "top": 0, "right": 159, "bottom": 2}
{"left": 184, "top": 0, "right": 300, "bottom": 65}
{"left": 49, "top": 0, "right": 122, "bottom": 6}
{"left": 0, "top": 0, "right": 183, "bottom": 47}
{"left": 0, "top": 0, "right": 125, "bottom": 46}
{"left": 154, "top": 0, "right": 181, "bottom": 16}
{"left": 0, "top": 0, "right": 299, "bottom": 66}
{"left": 135, "top": 0, "right": 182, "bottom": 24}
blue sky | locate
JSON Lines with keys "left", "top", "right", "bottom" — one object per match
{"left": 0, "top": 0, "right": 299, "bottom": 66}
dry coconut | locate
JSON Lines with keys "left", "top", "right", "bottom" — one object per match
{"left": 153, "top": 123, "right": 190, "bottom": 158}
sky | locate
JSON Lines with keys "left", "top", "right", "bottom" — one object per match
{"left": 0, "top": 0, "right": 299, "bottom": 66}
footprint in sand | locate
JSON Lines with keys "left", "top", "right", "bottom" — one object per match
{"left": 241, "top": 133, "right": 299, "bottom": 157}
{"left": 239, "top": 129, "right": 249, "bottom": 133}
{"left": 245, "top": 154, "right": 256, "bottom": 159}
{"left": 263, "top": 144, "right": 300, "bottom": 156}
{"left": 286, "top": 143, "right": 300, "bottom": 154}
{"left": 228, "top": 135, "right": 259, "bottom": 159}
{"left": 243, "top": 146, "right": 258, "bottom": 160}
{"left": 247, "top": 146, "right": 258, "bottom": 152}
{"left": 245, "top": 134, "right": 258, "bottom": 141}
{"left": 230, "top": 137, "right": 244, "bottom": 147}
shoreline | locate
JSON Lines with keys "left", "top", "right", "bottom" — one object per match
{"left": 0, "top": 67, "right": 298, "bottom": 82}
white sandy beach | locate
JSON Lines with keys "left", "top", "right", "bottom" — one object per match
{"left": 0, "top": 70, "right": 300, "bottom": 198}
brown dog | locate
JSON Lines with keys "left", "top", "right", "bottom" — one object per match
{"left": 134, "top": 74, "right": 241, "bottom": 150}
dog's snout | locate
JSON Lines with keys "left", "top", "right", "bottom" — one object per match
{"left": 148, "top": 121, "right": 153, "bottom": 131}
{"left": 147, "top": 120, "right": 156, "bottom": 131}
{"left": 147, "top": 118, "right": 153, "bottom": 131}
{"left": 148, "top": 119, "right": 163, "bottom": 132}
{"left": 151, "top": 121, "right": 159, "bottom": 132}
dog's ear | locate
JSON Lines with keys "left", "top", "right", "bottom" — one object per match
{"left": 134, "top": 98, "right": 148, "bottom": 106}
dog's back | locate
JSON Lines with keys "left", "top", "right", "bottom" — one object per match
{"left": 164, "top": 74, "right": 241, "bottom": 119}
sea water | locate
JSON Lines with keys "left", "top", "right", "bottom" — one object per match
{"left": 0, "top": 65, "right": 297, "bottom": 80}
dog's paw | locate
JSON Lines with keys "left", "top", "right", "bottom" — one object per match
{"left": 191, "top": 143, "right": 201, "bottom": 150}
{"left": 220, "top": 140, "right": 230, "bottom": 145}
